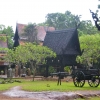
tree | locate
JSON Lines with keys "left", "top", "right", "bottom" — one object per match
{"left": 4, "top": 48, "right": 15, "bottom": 67}
{"left": 0, "top": 48, "right": 14, "bottom": 80}
{"left": 14, "top": 45, "right": 29, "bottom": 76}
{"left": 4, "top": 43, "right": 56, "bottom": 80}
{"left": 0, "top": 25, "right": 5, "bottom": 33}
{"left": 76, "top": 34, "right": 100, "bottom": 67}
{"left": 44, "top": 11, "right": 81, "bottom": 30}
{"left": 78, "top": 20, "right": 98, "bottom": 36}
{"left": 0, "top": 25, "right": 14, "bottom": 48}
{"left": 23, "top": 23, "right": 38, "bottom": 43}
{"left": 39, "top": 11, "right": 97, "bottom": 35}
{"left": 24, "top": 43, "right": 56, "bottom": 81}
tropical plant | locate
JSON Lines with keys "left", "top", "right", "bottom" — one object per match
{"left": 76, "top": 34, "right": 100, "bottom": 67}
{"left": 0, "top": 25, "right": 14, "bottom": 48}
{"left": 4, "top": 43, "right": 56, "bottom": 81}
{"left": 24, "top": 43, "right": 56, "bottom": 81}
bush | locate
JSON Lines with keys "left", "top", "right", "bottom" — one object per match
{"left": 64, "top": 66, "right": 71, "bottom": 73}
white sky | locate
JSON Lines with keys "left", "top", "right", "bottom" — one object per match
{"left": 0, "top": 0, "right": 99, "bottom": 31}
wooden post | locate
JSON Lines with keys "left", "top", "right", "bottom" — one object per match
{"left": 45, "top": 65, "right": 49, "bottom": 77}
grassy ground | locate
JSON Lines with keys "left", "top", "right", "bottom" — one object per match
{"left": 0, "top": 78, "right": 100, "bottom": 99}
{"left": 0, "top": 78, "right": 100, "bottom": 92}
{"left": 21, "top": 80, "right": 100, "bottom": 92}
{"left": 76, "top": 97, "right": 100, "bottom": 100}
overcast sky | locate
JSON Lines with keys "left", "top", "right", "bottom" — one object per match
{"left": 0, "top": 0, "right": 99, "bottom": 31}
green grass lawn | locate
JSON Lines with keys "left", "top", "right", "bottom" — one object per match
{"left": 76, "top": 97, "right": 100, "bottom": 100}
{"left": 20, "top": 80, "right": 100, "bottom": 92}
{"left": 0, "top": 79, "right": 100, "bottom": 92}
{"left": 0, "top": 79, "right": 100, "bottom": 100}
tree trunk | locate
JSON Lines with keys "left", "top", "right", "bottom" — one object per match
{"left": 18, "top": 63, "right": 21, "bottom": 77}
{"left": 33, "top": 67, "right": 36, "bottom": 81}
{"left": 30, "top": 61, "right": 37, "bottom": 81}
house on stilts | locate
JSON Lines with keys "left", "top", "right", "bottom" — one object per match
{"left": 43, "top": 28, "right": 82, "bottom": 76}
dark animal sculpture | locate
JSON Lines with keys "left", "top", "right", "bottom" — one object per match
{"left": 90, "top": 9, "right": 100, "bottom": 31}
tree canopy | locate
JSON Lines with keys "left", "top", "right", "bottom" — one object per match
{"left": 0, "top": 25, "right": 14, "bottom": 48}
{"left": 4, "top": 43, "right": 56, "bottom": 80}
{"left": 23, "top": 23, "right": 38, "bottom": 43}
{"left": 44, "top": 11, "right": 81, "bottom": 30}
{"left": 38, "top": 10, "right": 98, "bottom": 35}
{"left": 77, "top": 34, "right": 100, "bottom": 67}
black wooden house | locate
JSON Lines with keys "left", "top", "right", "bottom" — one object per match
{"left": 43, "top": 28, "right": 82, "bottom": 74}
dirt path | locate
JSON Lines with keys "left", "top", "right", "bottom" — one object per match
{"left": 1, "top": 86, "right": 100, "bottom": 100}
{"left": 2, "top": 86, "right": 75, "bottom": 100}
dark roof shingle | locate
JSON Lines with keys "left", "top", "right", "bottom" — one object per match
{"left": 43, "top": 28, "right": 81, "bottom": 55}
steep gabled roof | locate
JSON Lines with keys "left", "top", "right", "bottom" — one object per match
{"left": 43, "top": 28, "right": 81, "bottom": 55}
{"left": 17, "top": 23, "right": 26, "bottom": 35}
{"left": 13, "top": 24, "right": 20, "bottom": 47}
{"left": 37, "top": 26, "right": 55, "bottom": 41}
{"left": 17, "top": 23, "right": 55, "bottom": 41}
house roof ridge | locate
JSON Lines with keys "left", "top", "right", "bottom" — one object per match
{"left": 17, "top": 23, "right": 26, "bottom": 26}
{"left": 47, "top": 28, "right": 76, "bottom": 33}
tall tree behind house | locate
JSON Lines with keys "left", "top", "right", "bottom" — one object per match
{"left": 13, "top": 24, "right": 19, "bottom": 47}
{"left": 24, "top": 23, "right": 38, "bottom": 43}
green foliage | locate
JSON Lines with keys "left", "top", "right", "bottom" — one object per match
{"left": 78, "top": 20, "right": 98, "bottom": 36}
{"left": 64, "top": 66, "right": 71, "bottom": 73}
{"left": 4, "top": 43, "right": 56, "bottom": 66}
{"left": 39, "top": 10, "right": 97, "bottom": 35}
{"left": 23, "top": 23, "right": 38, "bottom": 43}
{"left": 3, "top": 43, "right": 56, "bottom": 80}
{"left": 0, "top": 25, "right": 5, "bottom": 33}
{"left": 1, "top": 79, "right": 100, "bottom": 93}
{"left": 44, "top": 11, "right": 81, "bottom": 30}
{"left": 48, "top": 66, "right": 55, "bottom": 73}
{"left": 14, "top": 45, "right": 29, "bottom": 64}
{"left": 76, "top": 97, "right": 100, "bottom": 100}
{"left": 2, "top": 26, "right": 14, "bottom": 37}
{"left": 0, "top": 36, "right": 7, "bottom": 42}
{"left": 21, "top": 80, "right": 100, "bottom": 92}
{"left": 76, "top": 34, "right": 100, "bottom": 66}
{"left": 7, "top": 36, "right": 14, "bottom": 49}
{"left": 0, "top": 25, "right": 14, "bottom": 48}
{"left": 4, "top": 48, "right": 15, "bottom": 64}
{"left": 24, "top": 43, "right": 56, "bottom": 64}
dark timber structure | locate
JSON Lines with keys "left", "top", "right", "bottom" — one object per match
{"left": 13, "top": 24, "right": 20, "bottom": 48}
{"left": 43, "top": 28, "right": 82, "bottom": 77}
